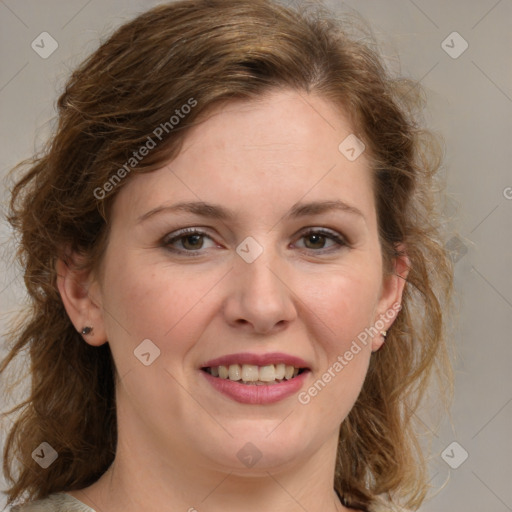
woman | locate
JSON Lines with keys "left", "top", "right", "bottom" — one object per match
{"left": 1, "top": 1, "right": 452, "bottom": 511}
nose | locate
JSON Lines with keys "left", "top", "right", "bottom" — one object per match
{"left": 222, "top": 249, "right": 297, "bottom": 335}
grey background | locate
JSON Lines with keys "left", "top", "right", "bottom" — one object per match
{"left": 0, "top": 1, "right": 511, "bottom": 511}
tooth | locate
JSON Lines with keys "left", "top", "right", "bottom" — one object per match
{"left": 259, "top": 365, "right": 276, "bottom": 382}
{"left": 218, "top": 365, "right": 229, "bottom": 379}
{"left": 284, "top": 365, "right": 294, "bottom": 380}
{"left": 212, "top": 363, "right": 301, "bottom": 382}
{"left": 241, "top": 364, "right": 259, "bottom": 382}
{"left": 275, "top": 363, "right": 285, "bottom": 380}
{"left": 228, "top": 364, "right": 241, "bottom": 381}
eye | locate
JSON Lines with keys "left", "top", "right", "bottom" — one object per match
{"left": 161, "top": 226, "right": 349, "bottom": 256}
{"left": 294, "top": 228, "right": 348, "bottom": 252}
{"left": 162, "top": 228, "right": 217, "bottom": 254}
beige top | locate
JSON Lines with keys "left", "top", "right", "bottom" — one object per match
{"left": 10, "top": 491, "right": 410, "bottom": 511}
{"left": 10, "top": 493, "right": 95, "bottom": 512}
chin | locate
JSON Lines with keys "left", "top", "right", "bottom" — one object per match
{"left": 196, "top": 422, "right": 312, "bottom": 473}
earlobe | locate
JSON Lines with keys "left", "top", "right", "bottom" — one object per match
{"left": 56, "top": 257, "right": 108, "bottom": 346}
{"left": 371, "top": 245, "right": 410, "bottom": 352}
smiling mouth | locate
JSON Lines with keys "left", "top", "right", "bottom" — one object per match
{"left": 201, "top": 364, "right": 308, "bottom": 385}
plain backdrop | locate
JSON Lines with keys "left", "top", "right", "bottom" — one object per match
{"left": 1, "top": 1, "right": 511, "bottom": 511}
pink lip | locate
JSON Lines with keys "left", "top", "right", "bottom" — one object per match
{"left": 200, "top": 352, "right": 310, "bottom": 369}
{"left": 201, "top": 369, "right": 310, "bottom": 404}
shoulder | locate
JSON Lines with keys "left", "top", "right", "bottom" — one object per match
{"left": 10, "top": 493, "right": 96, "bottom": 512}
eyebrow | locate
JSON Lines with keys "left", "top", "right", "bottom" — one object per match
{"left": 136, "top": 199, "right": 365, "bottom": 224}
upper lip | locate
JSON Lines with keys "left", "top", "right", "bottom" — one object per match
{"left": 200, "top": 352, "right": 310, "bottom": 369}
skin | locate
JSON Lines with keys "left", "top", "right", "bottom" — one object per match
{"left": 58, "top": 89, "right": 408, "bottom": 512}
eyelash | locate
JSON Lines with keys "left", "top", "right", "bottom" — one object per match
{"left": 161, "top": 227, "right": 349, "bottom": 256}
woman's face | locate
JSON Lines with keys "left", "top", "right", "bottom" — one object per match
{"left": 86, "top": 89, "right": 403, "bottom": 474}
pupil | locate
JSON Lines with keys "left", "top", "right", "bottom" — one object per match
{"left": 183, "top": 234, "right": 203, "bottom": 250}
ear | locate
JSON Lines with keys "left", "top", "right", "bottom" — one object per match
{"left": 371, "top": 244, "right": 410, "bottom": 352}
{"left": 56, "top": 256, "right": 108, "bottom": 347}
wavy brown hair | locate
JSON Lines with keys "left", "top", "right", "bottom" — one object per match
{"left": 1, "top": 0, "right": 453, "bottom": 510}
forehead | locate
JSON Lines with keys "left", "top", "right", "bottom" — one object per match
{"left": 112, "top": 89, "right": 375, "bottom": 226}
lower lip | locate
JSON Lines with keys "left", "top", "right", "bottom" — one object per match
{"left": 201, "top": 370, "right": 310, "bottom": 404}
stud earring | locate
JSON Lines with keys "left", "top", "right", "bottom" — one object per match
{"left": 380, "top": 330, "right": 387, "bottom": 338}
{"left": 81, "top": 326, "right": 93, "bottom": 335}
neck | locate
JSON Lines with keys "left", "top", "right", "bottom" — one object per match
{"left": 71, "top": 430, "right": 350, "bottom": 512}
{"left": 70, "top": 383, "right": 352, "bottom": 512}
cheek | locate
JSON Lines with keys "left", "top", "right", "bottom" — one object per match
{"left": 297, "top": 273, "right": 379, "bottom": 418}
{"left": 300, "top": 268, "right": 381, "bottom": 348}
{"left": 100, "top": 253, "right": 226, "bottom": 356}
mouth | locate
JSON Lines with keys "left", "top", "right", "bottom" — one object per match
{"left": 201, "top": 364, "right": 308, "bottom": 385}
{"left": 199, "top": 352, "right": 311, "bottom": 404}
